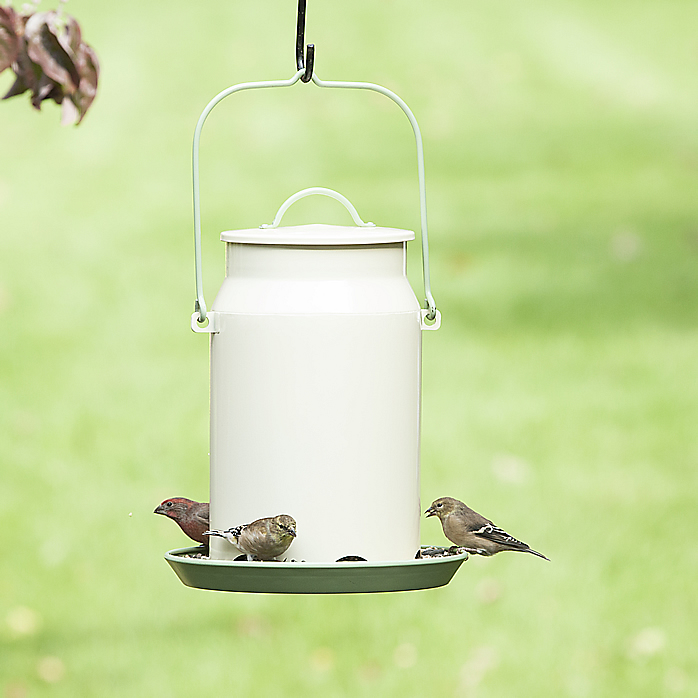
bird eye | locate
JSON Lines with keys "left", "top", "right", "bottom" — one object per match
{"left": 436, "top": 502, "right": 443, "bottom": 508}
{"left": 166, "top": 502, "right": 173, "bottom": 507}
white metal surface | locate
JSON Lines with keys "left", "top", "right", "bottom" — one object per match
{"left": 220, "top": 223, "right": 414, "bottom": 246}
{"left": 208, "top": 231, "right": 424, "bottom": 562}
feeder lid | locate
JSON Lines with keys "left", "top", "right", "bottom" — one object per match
{"left": 220, "top": 223, "right": 415, "bottom": 246}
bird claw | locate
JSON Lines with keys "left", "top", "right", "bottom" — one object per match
{"left": 418, "top": 546, "right": 468, "bottom": 558}
{"left": 447, "top": 545, "right": 471, "bottom": 555}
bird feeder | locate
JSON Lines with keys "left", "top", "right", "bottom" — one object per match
{"left": 164, "top": 0, "right": 467, "bottom": 593}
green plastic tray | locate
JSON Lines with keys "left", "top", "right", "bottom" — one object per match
{"left": 164, "top": 546, "right": 468, "bottom": 594}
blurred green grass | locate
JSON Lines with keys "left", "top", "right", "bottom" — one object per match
{"left": 1, "top": 0, "right": 697, "bottom": 695}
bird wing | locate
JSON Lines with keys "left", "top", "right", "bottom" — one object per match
{"left": 194, "top": 508, "right": 209, "bottom": 527}
{"left": 222, "top": 524, "right": 246, "bottom": 544}
{"left": 471, "top": 524, "right": 532, "bottom": 552}
{"left": 450, "top": 501, "right": 494, "bottom": 529}
{"left": 238, "top": 520, "right": 276, "bottom": 557}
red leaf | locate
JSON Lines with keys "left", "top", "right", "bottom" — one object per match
{"left": 58, "top": 14, "right": 82, "bottom": 58}
{"left": 0, "top": 6, "right": 20, "bottom": 73}
{"left": 2, "top": 8, "right": 98, "bottom": 124}
{"left": 2, "top": 44, "right": 36, "bottom": 101}
{"left": 25, "top": 11, "right": 80, "bottom": 93}
{"left": 31, "top": 70, "right": 63, "bottom": 109}
{"left": 69, "top": 41, "right": 99, "bottom": 123}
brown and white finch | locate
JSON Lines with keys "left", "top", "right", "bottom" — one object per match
{"left": 425, "top": 497, "right": 549, "bottom": 560}
{"left": 154, "top": 497, "right": 210, "bottom": 546}
{"left": 204, "top": 514, "right": 297, "bottom": 561}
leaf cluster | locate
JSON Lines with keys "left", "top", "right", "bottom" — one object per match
{"left": 0, "top": 3, "right": 99, "bottom": 125}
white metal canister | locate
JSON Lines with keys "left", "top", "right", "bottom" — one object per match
{"left": 189, "top": 71, "right": 442, "bottom": 564}
{"left": 198, "top": 211, "right": 438, "bottom": 563}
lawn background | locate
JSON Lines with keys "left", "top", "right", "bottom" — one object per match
{"left": 1, "top": 0, "right": 697, "bottom": 695}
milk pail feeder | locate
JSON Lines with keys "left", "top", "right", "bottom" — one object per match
{"left": 164, "top": 0, "right": 468, "bottom": 593}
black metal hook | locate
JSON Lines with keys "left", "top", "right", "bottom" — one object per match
{"left": 296, "top": 0, "right": 314, "bottom": 82}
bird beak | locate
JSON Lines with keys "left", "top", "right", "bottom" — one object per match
{"left": 289, "top": 529, "right": 297, "bottom": 538}
{"left": 424, "top": 506, "right": 436, "bottom": 518}
{"left": 202, "top": 530, "right": 221, "bottom": 538}
{"left": 154, "top": 505, "right": 165, "bottom": 515}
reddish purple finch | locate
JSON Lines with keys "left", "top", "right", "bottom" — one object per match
{"left": 154, "top": 497, "right": 209, "bottom": 546}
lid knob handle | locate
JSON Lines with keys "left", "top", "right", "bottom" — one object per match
{"left": 260, "top": 187, "right": 376, "bottom": 229}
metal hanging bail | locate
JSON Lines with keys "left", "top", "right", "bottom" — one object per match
{"left": 296, "top": 0, "right": 314, "bottom": 83}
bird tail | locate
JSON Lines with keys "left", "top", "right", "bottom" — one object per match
{"left": 525, "top": 547, "right": 550, "bottom": 561}
{"left": 202, "top": 529, "right": 224, "bottom": 538}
